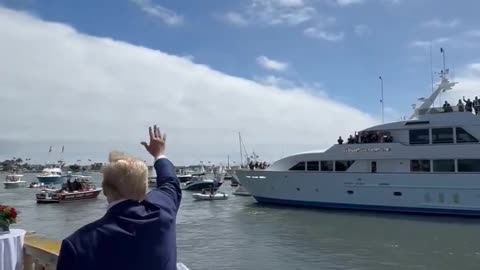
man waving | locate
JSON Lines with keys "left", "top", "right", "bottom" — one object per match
{"left": 57, "top": 125, "right": 182, "bottom": 270}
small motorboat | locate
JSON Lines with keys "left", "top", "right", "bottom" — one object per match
{"left": 27, "top": 182, "right": 42, "bottom": 188}
{"left": 223, "top": 172, "right": 233, "bottom": 181}
{"left": 177, "top": 174, "right": 194, "bottom": 183}
{"left": 192, "top": 191, "right": 229, "bottom": 201}
{"left": 232, "top": 185, "right": 251, "bottom": 196}
{"left": 148, "top": 178, "right": 156, "bottom": 187}
{"left": 4, "top": 174, "right": 27, "bottom": 188}
{"left": 182, "top": 176, "right": 223, "bottom": 191}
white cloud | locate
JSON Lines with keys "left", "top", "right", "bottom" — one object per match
{"left": 181, "top": 54, "right": 195, "bottom": 61}
{"left": 464, "top": 30, "right": 480, "bottom": 37}
{"left": 409, "top": 37, "right": 449, "bottom": 48}
{"left": 354, "top": 24, "right": 369, "bottom": 36}
{"left": 467, "top": 63, "right": 480, "bottom": 72}
{"left": 130, "top": 0, "right": 183, "bottom": 25}
{"left": 255, "top": 75, "right": 327, "bottom": 97}
{"left": 421, "top": 18, "right": 461, "bottom": 29}
{"left": 218, "top": 1, "right": 317, "bottom": 28}
{"left": 304, "top": 27, "right": 344, "bottom": 41}
{"left": 221, "top": 12, "right": 249, "bottom": 27}
{"left": 256, "top": 56, "right": 289, "bottom": 72}
{"left": 275, "top": 0, "right": 305, "bottom": 7}
{"left": 246, "top": 0, "right": 316, "bottom": 26}
{"left": 0, "top": 7, "right": 376, "bottom": 165}
{"left": 336, "top": 0, "right": 364, "bottom": 7}
{"left": 382, "top": 0, "right": 401, "bottom": 4}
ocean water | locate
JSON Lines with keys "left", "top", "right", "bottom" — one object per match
{"left": 1, "top": 172, "right": 480, "bottom": 270}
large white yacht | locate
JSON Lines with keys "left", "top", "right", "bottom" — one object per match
{"left": 235, "top": 72, "right": 480, "bottom": 216}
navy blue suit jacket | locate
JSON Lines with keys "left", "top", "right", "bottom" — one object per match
{"left": 56, "top": 158, "right": 182, "bottom": 270}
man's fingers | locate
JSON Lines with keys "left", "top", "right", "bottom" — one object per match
{"left": 153, "top": 125, "right": 159, "bottom": 138}
{"left": 141, "top": 142, "right": 149, "bottom": 149}
{"left": 162, "top": 133, "right": 167, "bottom": 142}
{"left": 149, "top": 126, "right": 154, "bottom": 140}
{"left": 156, "top": 126, "right": 161, "bottom": 139}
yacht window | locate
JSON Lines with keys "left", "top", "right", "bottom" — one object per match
{"left": 335, "top": 160, "right": 355, "bottom": 172}
{"left": 456, "top": 128, "right": 478, "bottom": 143}
{"left": 371, "top": 161, "right": 377, "bottom": 173}
{"left": 433, "top": 159, "right": 455, "bottom": 172}
{"left": 289, "top": 162, "right": 305, "bottom": 171}
{"left": 405, "top": 121, "right": 430, "bottom": 125}
{"left": 307, "top": 161, "right": 319, "bottom": 171}
{"left": 458, "top": 159, "right": 480, "bottom": 172}
{"left": 321, "top": 161, "right": 333, "bottom": 171}
{"left": 409, "top": 129, "right": 429, "bottom": 144}
{"left": 410, "top": 160, "right": 430, "bottom": 172}
{"left": 432, "top": 128, "right": 454, "bottom": 144}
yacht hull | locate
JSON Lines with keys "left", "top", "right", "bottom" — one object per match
{"left": 236, "top": 170, "right": 480, "bottom": 216}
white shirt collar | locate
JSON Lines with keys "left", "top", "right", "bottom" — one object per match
{"left": 155, "top": 155, "right": 166, "bottom": 161}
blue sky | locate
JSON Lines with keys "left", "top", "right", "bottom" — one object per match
{"left": 4, "top": 0, "right": 480, "bottom": 116}
{"left": 1, "top": 0, "right": 480, "bottom": 164}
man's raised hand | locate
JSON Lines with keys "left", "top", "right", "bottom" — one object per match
{"left": 141, "top": 125, "right": 166, "bottom": 158}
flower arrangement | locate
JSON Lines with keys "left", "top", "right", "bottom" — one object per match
{"left": 0, "top": 205, "right": 17, "bottom": 232}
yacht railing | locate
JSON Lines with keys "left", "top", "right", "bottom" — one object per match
{"left": 23, "top": 232, "right": 190, "bottom": 270}
{"left": 416, "top": 105, "right": 474, "bottom": 115}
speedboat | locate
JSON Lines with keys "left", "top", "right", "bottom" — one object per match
{"left": 177, "top": 166, "right": 207, "bottom": 183}
{"left": 36, "top": 167, "right": 64, "bottom": 184}
{"left": 4, "top": 174, "right": 26, "bottom": 188}
{"left": 235, "top": 68, "right": 480, "bottom": 216}
{"left": 192, "top": 191, "right": 229, "bottom": 201}
{"left": 148, "top": 179, "right": 156, "bottom": 187}
{"left": 177, "top": 173, "right": 194, "bottom": 183}
{"left": 182, "top": 176, "right": 223, "bottom": 191}
{"left": 27, "top": 182, "right": 44, "bottom": 188}
{"left": 232, "top": 185, "right": 251, "bottom": 196}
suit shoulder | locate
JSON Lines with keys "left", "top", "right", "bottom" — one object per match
{"left": 64, "top": 217, "right": 106, "bottom": 243}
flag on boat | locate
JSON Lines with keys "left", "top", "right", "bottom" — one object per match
{"left": 61, "top": 145, "right": 64, "bottom": 153}
{"left": 440, "top": 47, "right": 444, "bottom": 53}
{"left": 48, "top": 146, "right": 52, "bottom": 153}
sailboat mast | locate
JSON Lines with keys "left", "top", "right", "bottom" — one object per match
{"left": 239, "top": 132, "right": 243, "bottom": 166}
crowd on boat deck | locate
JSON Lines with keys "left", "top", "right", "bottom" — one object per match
{"left": 249, "top": 161, "right": 270, "bottom": 170}
{"left": 62, "top": 178, "right": 90, "bottom": 192}
{"left": 337, "top": 131, "right": 393, "bottom": 145}
{"left": 443, "top": 96, "right": 480, "bottom": 113}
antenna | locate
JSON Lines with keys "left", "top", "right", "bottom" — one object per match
{"left": 429, "top": 43, "right": 434, "bottom": 93}
{"left": 440, "top": 47, "right": 446, "bottom": 77}
{"left": 439, "top": 47, "right": 447, "bottom": 106}
{"left": 379, "top": 76, "right": 384, "bottom": 123}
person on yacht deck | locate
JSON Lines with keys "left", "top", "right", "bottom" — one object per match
{"left": 457, "top": 99, "right": 465, "bottom": 112}
{"left": 463, "top": 97, "right": 473, "bottom": 112}
{"left": 337, "top": 136, "right": 344, "bottom": 144}
{"left": 442, "top": 101, "right": 453, "bottom": 112}
{"left": 474, "top": 96, "right": 480, "bottom": 114}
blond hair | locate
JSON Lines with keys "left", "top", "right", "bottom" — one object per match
{"left": 102, "top": 151, "right": 148, "bottom": 202}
